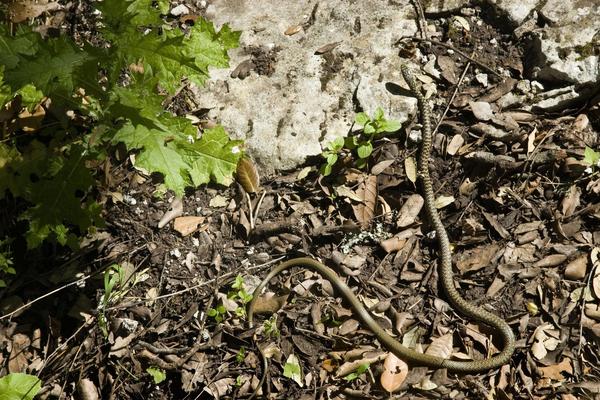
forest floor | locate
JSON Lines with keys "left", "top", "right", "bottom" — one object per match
{"left": 1, "top": 1, "right": 600, "bottom": 399}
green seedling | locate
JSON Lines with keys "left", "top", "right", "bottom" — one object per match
{"left": 236, "top": 346, "right": 246, "bottom": 363}
{"left": 98, "top": 263, "right": 125, "bottom": 337}
{"left": 584, "top": 146, "right": 600, "bottom": 173}
{"left": 0, "top": 373, "right": 42, "bottom": 400}
{"left": 263, "top": 315, "right": 280, "bottom": 338}
{"left": 320, "top": 107, "right": 400, "bottom": 174}
{"left": 207, "top": 304, "right": 227, "bottom": 323}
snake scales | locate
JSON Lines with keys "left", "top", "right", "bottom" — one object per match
{"left": 248, "top": 65, "right": 515, "bottom": 373}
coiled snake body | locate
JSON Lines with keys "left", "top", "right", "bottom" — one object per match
{"left": 248, "top": 65, "right": 515, "bottom": 373}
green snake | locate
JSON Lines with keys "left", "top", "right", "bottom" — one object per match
{"left": 247, "top": 65, "right": 515, "bottom": 375}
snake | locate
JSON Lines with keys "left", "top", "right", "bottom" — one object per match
{"left": 247, "top": 65, "right": 515, "bottom": 380}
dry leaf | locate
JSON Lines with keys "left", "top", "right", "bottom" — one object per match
{"left": 371, "top": 159, "right": 395, "bottom": 175}
{"left": 405, "top": 157, "right": 417, "bottom": 183}
{"left": 173, "top": 216, "right": 205, "bottom": 236}
{"left": 351, "top": 175, "right": 377, "bottom": 226}
{"left": 456, "top": 244, "right": 500, "bottom": 272}
{"left": 8, "top": 0, "right": 61, "bottom": 23}
{"left": 424, "top": 334, "right": 453, "bottom": 359}
{"left": 209, "top": 194, "right": 229, "bottom": 208}
{"left": 396, "top": 194, "right": 424, "bottom": 228}
{"left": 335, "top": 185, "right": 363, "bottom": 202}
{"left": 561, "top": 185, "right": 581, "bottom": 217}
{"left": 110, "top": 334, "right": 135, "bottom": 358}
{"left": 539, "top": 358, "right": 573, "bottom": 380}
{"left": 8, "top": 333, "right": 30, "bottom": 373}
{"left": 251, "top": 291, "right": 289, "bottom": 314}
{"left": 17, "top": 103, "right": 45, "bottom": 132}
{"left": 158, "top": 197, "right": 183, "bottom": 228}
{"left": 470, "top": 101, "right": 494, "bottom": 121}
{"left": 284, "top": 25, "right": 303, "bottom": 35}
{"left": 236, "top": 156, "right": 260, "bottom": 193}
{"left": 533, "top": 254, "right": 567, "bottom": 268}
{"left": 447, "top": 134, "right": 464, "bottom": 156}
{"left": 565, "top": 254, "right": 588, "bottom": 280}
{"left": 380, "top": 353, "right": 409, "bottom": 393}
{"left": 335, "top": 351, "right": 386, "bottom": 377}
{"left": 315, "top": 41, "right": 341, "bottom": 55}
{"left": 434, "top": 195, "right": 455, "bottom": 209}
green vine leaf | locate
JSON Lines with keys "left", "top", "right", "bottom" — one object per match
{"left": 177, "top": 126, "right": 244, "bottom": 187}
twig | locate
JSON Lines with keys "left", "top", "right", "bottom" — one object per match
{"left": 408, "top": 37, "right": 502, "bottom": 78}
{"left": 104, "top": 257, "right": 285, "bottom": 311}
{"left": 410, "top": 0, "right": 428, "bottom": 40}
{"left": 0, "top": 273, "right": 97, "bottom": 320}
{"left": 432, "top": 61, "right": 471, "bottom": 136}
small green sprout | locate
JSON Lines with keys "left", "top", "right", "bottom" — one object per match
{"left": 320, "top": 107, "right": 400, "bottom": 175}
{"left": 207, "top": 304, "right": 227, "bottom": 323}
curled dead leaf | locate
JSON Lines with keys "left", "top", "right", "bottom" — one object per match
{"left": 404, "top": 157, "right": 417, "bottom": 183}
{"left": 251, "top": 291, "right": 290, "bottom": 315}
{"left": 380, "top": 353, "right": 409, "bottom": 393}
{"left": 173, "top": 216, "right": 205, "bottom": 236}
{"left": 424, "top": 334, "right": 453, "bottom": 359}
{"left": 351, "top": 175, "right": 377, "bottom": 226}
{"left": 236, "top": 156, "right": 260, "bottom": 194}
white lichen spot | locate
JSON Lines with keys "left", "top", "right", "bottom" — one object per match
{"left": 231, "top": 146, "right": 241, "bottom": 154}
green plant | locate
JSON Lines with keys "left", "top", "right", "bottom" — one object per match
{"left": 147, "top": 366, "right": 166, "bottom": 384}
{"left": 98, "top": 264, "right": 125, "bottom": 337}
{"left": 263, "top": 315, "right": 280, "bottom": 338}
{"left": 0, "top": 239, "right": 14, "bottom": 287}
{"left": 584, "top": 146, "right": 600, "bottom": 172}
{"left": 343, "top": 363, "right": 370, "bottom": 382}
{"left": 236, "top": 346, "right": 246, "bottom": 363}
{"left": 228, "top": 274, "right": 253, "bottom": 317}
{"left": 207, "top": 304, "right": 227, "bottom": 323}
{"left": 0, "top": 372, "right": 41, "bottom": 400}
{"left": 0, "top": 0, "right": 242, "bottom": 282}
{"left": 320, "top": 107, "right": 400, "bottom": 175}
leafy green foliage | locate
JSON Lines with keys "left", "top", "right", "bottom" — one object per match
{"left": 147, "top": 366, "right": 167, "bottom": 384}
{"left": 0, "top": 373, "right": 42, "bottom": 400}
{"left": 0, "top": 239, "right": 15, "bottom": 288}
{"left": 584, "top": 146, "right": 600, "bottom": 170}
{"left": 207, "top": 304, "right": 227, "bottom": 323}
{"left": 0, "top": 0, "right": 241, "bottom": 281}
{"left": 320, "top": 107, "right": 400, "bottom": 175}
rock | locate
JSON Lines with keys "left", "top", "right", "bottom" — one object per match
{"left": 486, "top": 0, "right": 541, "bottom": 26}
{"left": 170, "top": 4, "right": 189, "bottom": 16}
{"left": 534, "top": 0, "right": 599, "bottom": 85}
{"left": 196, "top": 0, "right": 418, "bottom": 174}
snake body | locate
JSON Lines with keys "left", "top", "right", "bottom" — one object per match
{"left": 248, "top": 65, "right": 515, "bottom": 372}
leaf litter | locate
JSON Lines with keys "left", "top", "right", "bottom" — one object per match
{"left": 2, "top": 3, "right": 600, "bottom": 400}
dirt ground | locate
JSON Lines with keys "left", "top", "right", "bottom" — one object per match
{"left": 2, "top": 2, "right": 600, "bottom": 400}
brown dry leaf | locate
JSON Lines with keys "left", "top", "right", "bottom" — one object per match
{"left": 335, "top": 185, "right": 363, "bottom": 202}
{"left": 371, "top": 159, "right": 395, "bottom": 175}
{"left": 482, "top": 211, "right": 510, "bottom": 238}
{"left": 539, "top": 358, "right": 573, "bottom": 380}
{"left": 315, "top": 41, "right": 341, "bottom": 55}
{"left": 8, "top": 333, "right": 30, "bottom": 373}
{"left": 77, "top": 378, "right": 99, "bottom": 400}
{"left": 561, "top": 185, "right": 581, "bottom": 217}
{"left": 565, "top": 254, "right": 588, "bottom": 280}
{"left": 437, "top": 55, "right": 458, "bottom": 84}
{"left": 446, "top": 134, "right": 464, "bottom": 156}
{"left": 456, "top": 244, "right": 500, "bottom": 273}
{"left": 533, "top": 254, "right": 567, "bottom": 268}
{"left": 110, "top": 334, "right": 135, "bottom": 358}
{"left": 351, "top": 175, "right": 377, "bottom": 226}
{"left": 251, "top": 291, "right": 289, "bottom": 315}
{"left": 284, "top": 25, "right": 303, "bottom": 35}
{"left": 380, "top": 353, "right": 409, "bottom": 393}
{"left": 17, "top": 103, "right": 45, "bottom": 132}
{"left": 434, "top": 195, "right": 455, "bottom": 209}
{"left": 424, "top": 334, "right": 453, "bottom": 359}
{"left": 173, "top": 216, "right": 205, "bottom": 236}
{"left": 405, "top": 157, "right": 417, "bottom": 183}
{"left": 531, "top": 324, "right": 561, "bottom": 360}
{"left": 8, "top": 0, "right": 61, "bottom": 23}
{"left": 335, "top": 351, "right": 386, "bottom": 377}
{"left": 236, "top": 156, "right": 260, "bottom": 194}
{"left": 206, "top": 378, "right": 235, "bottom": 397}
{"left": 396, "top": 194, "right": 424, "bottom": 228}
